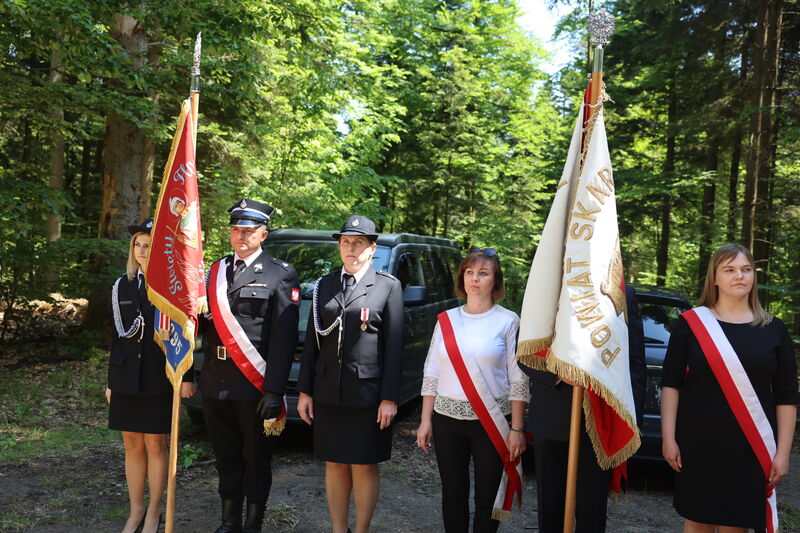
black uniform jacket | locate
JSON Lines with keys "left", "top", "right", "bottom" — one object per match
{"left": 297, "top": 266, "right": 404, "bottom": 408}
{"left": 522, "top": 285, "right": 647, "bottom": 441}
{"left": 200, "top": 250, "right": 300, "bottom": 401}
{"left": 108, "top": 274, "right": 192, "bottom": 396}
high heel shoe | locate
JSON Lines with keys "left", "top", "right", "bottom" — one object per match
{"left": 140, "top": 512, "right": 162, "bottom": 533}
{"left": 133, "top": 512, "right": 146, "bottom": 533}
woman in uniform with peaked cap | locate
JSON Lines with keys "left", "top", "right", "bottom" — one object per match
{"left": 297, "top": 215, "right": 404, "bottom": 533}
{"left": 106, "top": 218, "right": 195, "bottom": 533}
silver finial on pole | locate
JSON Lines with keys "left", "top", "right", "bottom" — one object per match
{"left": 588, "top": 9, "right": 615, "bottom": 47}
{"left": 588, "top": 9, "right": 615, "bottom": 73}
{"left": 191, "top": 32, "right": 202, "bottom": 93}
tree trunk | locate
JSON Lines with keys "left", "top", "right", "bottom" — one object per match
{"left": 656, "top": 80, "right": 677, "bottom": 287}
{"left": 741, "top": 0, "right": 770, "bottom": 250}
{"left": 727, "top": 47, "right": 749, "bottom": 243}
{"left": 752, "top": 0, "right": 783, "bottom": 295}
{"left": 697, "top": 141, "right": 718, "bottom": 290}
{"left": 83, "top": 13, "right": 149, "bottom": 332}
{"left": 46, "top": 40, "right": 65, "bottom": 288}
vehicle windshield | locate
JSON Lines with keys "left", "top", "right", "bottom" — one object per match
{"left": 263, "top": 241, "right": 391, "bottom": 335}
{"left": 639, "top": 301, "right": 689, "bottom": 345}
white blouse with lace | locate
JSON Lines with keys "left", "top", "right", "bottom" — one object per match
{"left": 421, "top": 304, "right": 529, "bottom": 420}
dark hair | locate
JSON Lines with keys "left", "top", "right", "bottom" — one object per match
{"left": 454, "top": 249, "right": 505, "bottom": 301}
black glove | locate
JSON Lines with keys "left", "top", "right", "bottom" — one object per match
{"left": 256, "top": 391, "right": 283, "bottom": 420}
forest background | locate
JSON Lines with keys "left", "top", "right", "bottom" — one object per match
{"left": 0, "top": 0, "right": 798, "bottom": 342}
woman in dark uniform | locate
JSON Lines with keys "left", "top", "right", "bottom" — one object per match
{"left": 297, "top": 215, "right": 404, "bottom": 533}
{"left": 105, "top": 218, "right": 195, "bottom": 533}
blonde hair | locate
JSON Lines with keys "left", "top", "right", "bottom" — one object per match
{"left": 126, "top": 232, "right": 148, "bottom": 280}
{"left": 698, "top": 243, "right": 772, "bottom": 326}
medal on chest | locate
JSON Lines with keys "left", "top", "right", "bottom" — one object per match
{"left": 360, "top": 307, "right": 369, "bottom": 331}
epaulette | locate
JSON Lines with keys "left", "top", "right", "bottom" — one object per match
{"left": 271, "top": 257, "right": 291, "bottom": 270}
{"left": 376, "top": 270, "right": 398, "bottom": 281}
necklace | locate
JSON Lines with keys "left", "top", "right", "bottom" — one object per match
{"left": 711, "top": 306, "right": 753, "bottom": 324}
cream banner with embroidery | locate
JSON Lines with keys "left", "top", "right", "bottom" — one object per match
{"left": 517, "top": 98, "right": 639, "bottom": 468}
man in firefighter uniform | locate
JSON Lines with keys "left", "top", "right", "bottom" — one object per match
{"left": 201, "top": 198, "right": 300, "bottom": 533}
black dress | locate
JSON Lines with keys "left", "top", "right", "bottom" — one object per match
{"left": 107, "top": 274, "right": 175, "bottom": 434}
{"left": 662, "top": 316, "right": 798, "bottom": 529}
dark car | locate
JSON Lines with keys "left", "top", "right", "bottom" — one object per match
{"left": 631, "top": 284, "right": 692, "bottom": 461}
{"left": 184, "top": 229, "right": 462, "bottom": 423}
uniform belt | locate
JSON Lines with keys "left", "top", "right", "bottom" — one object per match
{"left": 216, "top": 346, "right": 229, "bottom": 360}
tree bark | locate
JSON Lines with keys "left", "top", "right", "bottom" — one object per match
{"left": 752, "top": 0, "right": 783, "bottom": 293}
{"left": 741, "top": 1, "right": 770, "bottom": 250}
{"left": 46, "top": 40, "right": 65, "bottom": 288}
{"left": 656, "top": 79, "right": 677, "bottom": 287}
{"left": 83, "top": 13, "right": 150, "bottom": 332}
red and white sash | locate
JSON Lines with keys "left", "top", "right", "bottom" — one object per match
{"left": 682, "top": 306, "right": 778, "bottom": 533}
{"left": 208, "top": 258, "right": 267, "bottom": 393}
{"left": 437, "top": 310, "right": 523, "bottom": 521}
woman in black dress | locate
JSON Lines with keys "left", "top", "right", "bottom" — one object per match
{"left": 106, "top": 219, "right": 195, "bottom": 533}
{"left": 297, "top": 215, "right": 404, "bottom": 533}
{"left": 661, "top": 243, "right": 798, "bottom": 533}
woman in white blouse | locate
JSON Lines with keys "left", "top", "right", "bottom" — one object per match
{"left": 416, "top": 248, "right": 528, "bottom": 533}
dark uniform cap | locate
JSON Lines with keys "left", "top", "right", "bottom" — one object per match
{"left": 128, "top": 217, "right": 154, "bottom": 235}
{"left": 228, "top": 198, "right": 275, "bottom": 227}
{"left": 332, "top": 215, "right": 378, "bottom": 240}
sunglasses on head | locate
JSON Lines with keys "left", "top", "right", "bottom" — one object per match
{"left": 469, "top": 247, "right": 498, "bottom": 257}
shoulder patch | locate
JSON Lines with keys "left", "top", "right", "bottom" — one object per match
{"left": 376, "top": 270, "right": 398, "bottom": 281}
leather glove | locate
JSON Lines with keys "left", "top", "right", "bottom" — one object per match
{"left": 256, "top": 391, "right": 283, "bottom": 420}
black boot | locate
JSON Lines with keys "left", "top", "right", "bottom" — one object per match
{"left": 214, "top": 499, "right": 243, "bottom": 533}
{"left": 243, "top": 501, "right": 266, "bottom": 533}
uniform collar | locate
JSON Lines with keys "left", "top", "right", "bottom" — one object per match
{"left": 341, "top": 264, "right": 371, "bottom": 286}
{"left": 234, "top": 249, "right": 263, "bottom": 268}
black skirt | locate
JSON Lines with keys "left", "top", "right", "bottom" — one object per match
{"left": 108, "top": 392, "right": 172, "bottom": 434}
{"left": 313, "top": 402, "right": 393, "bottom": 464}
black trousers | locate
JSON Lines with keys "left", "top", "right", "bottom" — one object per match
{"left": 533, "top": 428, "right": 611, "bottom": 533}
{"left": 202, "top": 395, "right": 276, "bottom": 502}
{"left": 432, "top": 412, "right": 503, "bottom": 533}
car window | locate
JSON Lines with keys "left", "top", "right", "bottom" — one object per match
{"left": 395, "top": 251, "right": 423, "bottom": 289}
{"left": 263, "top": 241, "right": 391, "bottom": 334}
{"left": 639, "top": 303, "right": 688, "bottom": 345}
{"left": 420, "top": 249, "right": 455, "bottom": 300}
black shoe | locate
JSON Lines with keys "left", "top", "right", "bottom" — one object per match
{"left": 243, "top": 501, "right": 266, "bottom": 533}
{"left": 214, "top": 499, "right": 243, "bottom": 533}
{"left": 140, "top": 512, "right": 163, "bottom": 533}
{"left": 133, "top": 513, "right": 146, "bottom": 533}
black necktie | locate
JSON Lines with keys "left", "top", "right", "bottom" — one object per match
{"left": 343, "top": 273, "right": 355, "bottom": 296}
{"left": 233, "top": 259, "right": 246, "bottom": 282}
{"left": 137, "top": 273, "right": 148, "bottom": 308}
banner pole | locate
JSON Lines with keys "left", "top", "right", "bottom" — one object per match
{"left": 165, "top": 32, "right": 202, "bottom": 533}
{"left": 563, "top": 385, "right": 584, "bottom": 532}
{"left": 563, "top": 11, "right": 614, "bottom": 532}
{"left": 165, "top": 386, "right": 181, "bottom": 533}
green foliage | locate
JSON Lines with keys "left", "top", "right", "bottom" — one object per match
{"left": 1, "top": 0, "right": 798, "bottom": 325}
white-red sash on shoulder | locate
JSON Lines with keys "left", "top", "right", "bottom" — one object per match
{"left": 208, "top": 259, "right": 266, "bottom": 393}
{"left": 437, "top": 310, "right": 523, "bottom": 521}
{"left": 682, "top": 306, "right": 778, "bottom": 533}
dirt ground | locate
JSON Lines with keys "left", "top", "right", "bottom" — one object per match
{"left": 3, "top": 401, "right": 800, "bottom": 533}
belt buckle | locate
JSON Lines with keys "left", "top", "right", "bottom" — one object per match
{"left": 216, "top": 346, "right": 227, "bottom": 360}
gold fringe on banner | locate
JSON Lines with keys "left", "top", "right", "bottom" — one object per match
{"left": 491, "top": 509, "right": 511, "bottom": 522}
{"left": 544, "top": 354, "right": 641, "bottom": 470}
{"left": 515, "top": 335, "right": 554, "bottom": 370}
{"left": 263, "top": 418, "right": 286, "bottom": 437}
